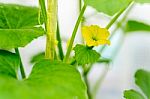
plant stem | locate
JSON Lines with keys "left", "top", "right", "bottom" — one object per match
{"left": 84, "top": 74, "right": 92, "bottom": 99}
{"left": 106, "top": 1, "right": 133, "bottom": 29}
{"left": 97, "top": 58, "right": 111, "bottom": 63}
{"left": 45, "top": 0, "right": 58, "bottom": 60}
{"left": 56, "top": 22, "right": 64, "bottom": 60}
{"left": 79, "top": 0, "right": 82, "bottom": 12}
{"left": 63, "top": 4, "right": 87, "bottom": 63}
{"left": 15, "top": 48, "right": 26, "bottom": 79}
{"left": 100, "top": 1, "right": 134, "bottom": 53}
{"left": 39, "top": 0, "right": 47, "bottom": 24}
{"left": 83, "top": 64, "right": 91, "bottom": 77}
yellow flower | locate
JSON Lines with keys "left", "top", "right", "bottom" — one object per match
{"left": 82, "top": 25, "right": 110, "bottom": 47}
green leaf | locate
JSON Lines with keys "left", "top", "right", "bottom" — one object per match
{"left": 84, "top": 0, "right": 132, "bottom": 16}
{"left": 0, "top": 60, "right": 88, "bottom": 99}
{"left": 135, "top": 69, "right": 150, "bottom": 99}
{"left": 74, "top": 44, "right": 100, "bottom": 65}
{"left": 126, "top": 20, "right": 150, "bottom": 32}
{"left": 124, "top": 90, "right": 145, "bottom": 99}
{"left": 123, "top": 69, "right": 150, "bottom": 99}
{"left": 0, "top": 4, "right": 41, "bottom": 28}
{"left": 0, "top": 28, "right": 44, "bottom": 49}
{"left": 0, "top": 50, "right": 20, "bottom": 78}
{"left": 135, "top": 0, "right": 150, "bottom": 3}
{"left": 30, "top": 52, "right": 45, "bottom": 63}
{"left": 0, "top": 4, "right": 45, "bottom": 49}
{"left": 28, "top": 60, "right": 88, "bottom": 99}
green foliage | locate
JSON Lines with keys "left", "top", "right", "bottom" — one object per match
{"left": 135, "top": 70, "right": 150, "bottom": 98}
{"left": 0, "top": 4, "right": 45, "bottom": 49}
{"left": 124, "top": 69, "right": 150, "bottom": 99}
{"left": 0, "top": 50, "right": 20, "bottom": 78}
{"left": 0, "top": 28, "right": 44, "bottom": 49}
{"left": 84, "top": 0, "right": 150, "bottom": 16}
{"left": 0, "top": 60, "right": 88, "bottom": 99}
{"left": 1, "top": 0, "right": 149, "bottom": 98}
{"left": 30, "top": 52, "right": 45, "bottom": 63}
{"left": 124, "top": 90, "right": 145, "bottom": 99}
{"left": 126, "top": 20, "right": 150, "bottom": 32}
{"left": 84, "top": 0, "right": 132, "bottom": 16}
{"left": 74, "top": 44, "right": 100, "bottom": 65}
{"left": 135, "top": 0, "right": 150, "bottom": 3}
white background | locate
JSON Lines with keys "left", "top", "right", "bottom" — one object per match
{"left": 1, "top": 0, "right": 150, "bottom": 99}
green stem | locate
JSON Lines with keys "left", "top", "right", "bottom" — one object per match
{"left": 63, "top": 4, "right": 87, "bottom": 63}
{"left": 106, "top": 1, "right": 133, "bottom": 29}
{"left": 99, "top": 1, "right": 134, "bottom": 53}
{"left": 84, "top": 58, "right": 111, "bottom": 77}
{"left": 56, "top": 22, "right": 64, "bottom": 60}
{"left": 39, "top": 0, "right": 47, "bottom": 24}
{"left": 45, "top": 0, "right": 58, "bottom": 60}
{"left": 83, "top": 64, "right": 93, "bottom": 99}
{"left": 84, "top": 74, "right": 92, "bottom": 99}
{"left": 79, "top": 0, "right": 82, "bottom": 11}
{"left": 83, "top": 64, "right": 92, "bottom": 77}
{"left": 79, "top": 0, "right": 85, "bottom": 44}
{"left": 97, "top": 58, "right": 111, "bottom": 63}
{"left": 15, "top": 48, "right": 26, "bottom": 79}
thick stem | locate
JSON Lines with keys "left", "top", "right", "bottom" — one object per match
{"left": 63, "top": 4, "right": 87, "bottom": 63}
{"left": 45, "top": 0, "right": 58, "bottom": 60}
{"left": 15, "top": 48, "right": 26, "bottom": 79}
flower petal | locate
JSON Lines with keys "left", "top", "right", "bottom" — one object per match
{"left": 82, "top": 25, "right": 110, "bottom": 47}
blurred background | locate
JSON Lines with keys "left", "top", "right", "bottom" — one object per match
{"left": 0, "top": 0, "right": 150, "bottom": 99}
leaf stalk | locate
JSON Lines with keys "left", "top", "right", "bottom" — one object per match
{"left": 63, "top": 4, "right": 87, "bottom": 63}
